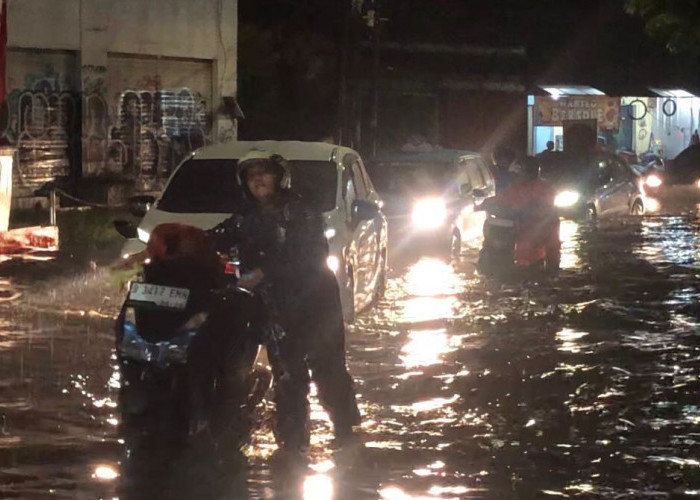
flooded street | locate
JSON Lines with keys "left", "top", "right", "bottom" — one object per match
{"left": 3, "top": 215, "right": 700, "bottom": 499}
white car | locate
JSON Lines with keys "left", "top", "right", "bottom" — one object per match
{"left": 120, "top": 140, "right": 388, "bottom": 322}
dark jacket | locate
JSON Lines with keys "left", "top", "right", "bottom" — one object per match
{"left": 214, "top": 191, "right": 337, "bottom": 323}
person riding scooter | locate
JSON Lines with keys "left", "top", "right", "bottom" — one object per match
{"left": 479, "top": 156, "right": 560, "bottom": 278}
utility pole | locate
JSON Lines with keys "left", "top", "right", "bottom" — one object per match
{"left": 368, "top": 0, "right": 381, "bottom": 158}
{"left": 337, "top": 3, "right": 352, "bottom": 146}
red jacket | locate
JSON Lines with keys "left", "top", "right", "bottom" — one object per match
{"left": 494, "top": 179, "right": 559, "bottom": 266}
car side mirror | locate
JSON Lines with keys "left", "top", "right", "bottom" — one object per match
{"left": 113, "top": 219, "right": 138, "bottom": 239}
{"left": 472, "top": 188, "right": 487, "bottom": 199}
{"left": 459, "top": 182, "right": 472, "bottom": 196}
{"left": 352, "top": 199, "right": 379, "bottom": 221}
{"left": 129, "top": 195, "right": 156, "bottom": 217}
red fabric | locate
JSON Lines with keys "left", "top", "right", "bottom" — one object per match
{"left": 0, "top": 0, "right": 6, "bottom": 106}
{"left": 146, "top": 223, "right": 221, "bottom": 272}
{"left": 495, "top": 179, "right": 559, "bottom": 266}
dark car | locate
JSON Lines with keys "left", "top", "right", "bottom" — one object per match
{"left": 538, "top": 152, "right": 646, "bottom": 220}
{"left": 667, "top": 144, "right": 700, "bottom": 185}
{"left": 368, "top": 149, "right": 495, "bottom": 257}
{"left": 631, "top": 145, "right": 700, "bottom": 213}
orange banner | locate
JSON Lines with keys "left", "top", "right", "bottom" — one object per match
{"left": 534, "top": 96, "right": 621, "bottom": 130}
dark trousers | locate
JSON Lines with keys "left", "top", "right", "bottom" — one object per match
{"left": 268, "top": 290, "right": 360, "bottom": 448}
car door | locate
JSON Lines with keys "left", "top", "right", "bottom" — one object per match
{"left": 342, "top": 155, "right": 377, "bottom": 308}
{"left": 596, "top": 159, "right": 634, "bottom": 216}
{"left": 475, "top": 157, "right": 496, "bottom": 198}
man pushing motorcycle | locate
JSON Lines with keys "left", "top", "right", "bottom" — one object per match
{"left": 212, "top": 149, "right": 361, "bottom": 451}
{"left": 479, "top": 155, "right": 560, "bottom": 278}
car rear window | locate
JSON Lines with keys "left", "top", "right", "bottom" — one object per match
{"left": 158, "top": 159, "right": 242, "bottom": 213}
{"left": 371, "top": 162, "right": 456, "bottom": 194}
{"left": 158, "top": 158, "right": 337, "bottom": 213}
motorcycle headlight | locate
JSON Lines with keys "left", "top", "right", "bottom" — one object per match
{"left": 137, "top": 227, "right": 150, "bottom": 243}
{"left": 645, "top": 174, "right": 662, "bottom": 188}
{"left": 411, "top": 198, "right": 447, "bottom": 229}
{"left": 554, "top": 190, "right": 580, "bottom": 208}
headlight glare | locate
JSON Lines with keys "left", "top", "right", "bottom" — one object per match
{"left": 137, "top": 227, "right": 150, "bottom": 243}
{"left": 326, "top": 255, "right": 340, "bottom": 273}
{"left": 645, "top": 174, "right": 662, "bottom": 188}
{"left": 411, "top": 198, "right": 447, "bottom": 229}
{"left": 554, "top": 190, "right": 580, "bottom": 208}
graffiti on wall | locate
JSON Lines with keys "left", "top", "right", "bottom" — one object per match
{"left": 0, "top": 71, "right": 80, "bottom": 186}
{"left": 107, "top": 88, "right": 211, "bottom": 183}
{"left": 1, "top": 81, "right": 212, "bottom": 186}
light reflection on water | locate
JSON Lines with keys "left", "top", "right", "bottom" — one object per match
{"left": 3, "top": 215, "right": 700, "bottom": 497}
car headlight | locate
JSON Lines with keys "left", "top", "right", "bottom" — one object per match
{"left": 645, "top": 174, "right": 662, "bottom": 188}
{"left": 137, "top": 227, "right": 150, "bottom": 243}
{"left": 411, "top": 198, "right": 447, "bottom": 229}
{"left": 554, "top": 190, "right": 580, "bottom": 208}
{"left": 326, "top": 255, "right": 340, "bottom": 273}
{"left": 324, "top": 228, "right": 336, "bottom": 240}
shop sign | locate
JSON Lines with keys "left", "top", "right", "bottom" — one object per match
{"left": 534, "top": 96, "right": 621, "bottom": 130}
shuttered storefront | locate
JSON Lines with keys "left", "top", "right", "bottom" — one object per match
{"left": 106, "top": 55, "right": 213, "bottom": 182}
{"left": 3, "top": 49, "right": 79, "bottom": 189}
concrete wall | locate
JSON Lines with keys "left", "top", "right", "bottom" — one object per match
{"left": 4, "top": 0, "right": 237, "bottom": 195}
{"left": 8, "top": 0, "right": 230, "bottom": 60}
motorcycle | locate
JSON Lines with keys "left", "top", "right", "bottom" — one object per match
{"left": 477, "top": 197, "right": 560, "bottom": 281}
{"left": 113, "top": 221, "right": 271, "bottom": 440}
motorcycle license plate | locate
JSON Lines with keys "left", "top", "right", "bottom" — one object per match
{"left": 128, "top": 282, "right": 190, "bottom": 309}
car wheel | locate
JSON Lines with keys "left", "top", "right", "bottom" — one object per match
{"left": 450, "top": 229, "right": 462, "bottom": 259}
{"left": 630, "top": 199, "right": 644, "bottom": 215}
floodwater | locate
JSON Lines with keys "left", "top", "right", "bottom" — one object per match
{"left": 3, "top": 215, "right": 700, "bottom": 499}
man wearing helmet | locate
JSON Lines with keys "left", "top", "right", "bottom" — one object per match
{"left": 213, "top": 148, "right": 361, "bottom": 451}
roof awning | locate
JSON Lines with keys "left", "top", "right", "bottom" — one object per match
{"left": 649, "top": 88, "right": 696, "bottom": 98}
{"left": 540, "top": 85, "right": 605, "bottom": 98}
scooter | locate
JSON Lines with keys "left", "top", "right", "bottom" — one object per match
{"left": 477, "top": 198, "right": 560, "bottom": 281}
{"left": 113, "top": 221, "right": 270, "bottom": 440}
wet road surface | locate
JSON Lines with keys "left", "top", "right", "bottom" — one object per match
{"left": 2, "top": 215, "right": 700, "bottom": 498}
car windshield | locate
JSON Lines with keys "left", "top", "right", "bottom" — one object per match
{"left": 158, "top": 158, "right": 336, "bottom": 213}
{"left": 539, "top": 155, "right": 598, "bottom": 188}
{"left": 371, "top": 162, "right": 455, "bottom": 195}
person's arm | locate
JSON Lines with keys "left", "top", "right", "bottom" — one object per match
{"left": 208, "top": 214, "right": 242, "bottom": 253}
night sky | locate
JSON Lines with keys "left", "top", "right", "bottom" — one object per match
{"left": 239, "top": 0, "right": 687, "bottom": 89}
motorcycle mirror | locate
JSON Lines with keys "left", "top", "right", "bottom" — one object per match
{"left": 113, "top": 219, "right": 138, "bottom": 239}
{"left": 129, "top": 195, "right": 156, "bottom": 217}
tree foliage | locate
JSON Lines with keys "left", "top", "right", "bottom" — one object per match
{"left": 625, "top": 0, "right": 700, "bottom": 55}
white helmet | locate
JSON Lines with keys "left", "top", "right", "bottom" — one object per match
{"left": 236, "top": 148, "right": 291, "bottom": 190}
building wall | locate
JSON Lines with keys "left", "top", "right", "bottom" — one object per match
{"left": 622, "top": 96, "right": 700, "bottom": 159}
{"left": 3, "top": 0, "right": 237, "bottom": 193}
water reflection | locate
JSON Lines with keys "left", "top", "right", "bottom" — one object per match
{"left": 6, "top": 215, "right": 700, "bottom": 498}
{"left": 558, "top": 219, "right": 581, "bottom": 270}
{"left": 400, "top": 329, "right": 455, "bottom": 368}
{"left": 399, "top": 258, "right": 462, "bottom": 323}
